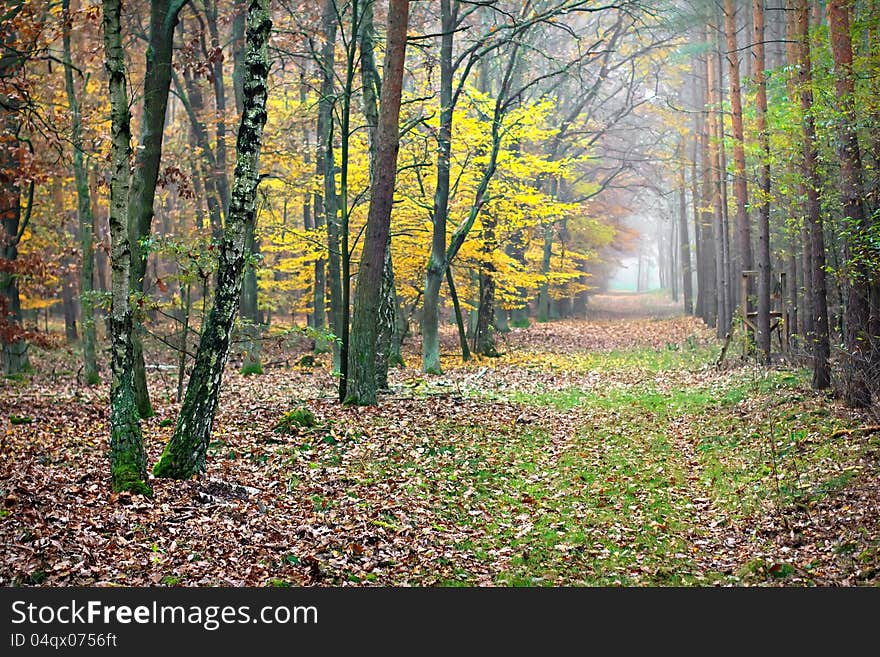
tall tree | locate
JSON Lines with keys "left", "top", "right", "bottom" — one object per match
{"left": 753, "top": 0, "right": 772, "bottom": 363}
{"left": 421, "top": 0, "right": 456, "bottom": 375}
{"left": 359, "top": 0, "right": 398, "bottom": 390}
{"left": 153, "top": 0, "right": 272, "bottom": 479}
{"left": 62, "top": 0, "right": 99, "bottom": 386}
{"left": 102, "top": 0, "right": 150, "bottom": 494}
{"left": 827, "top": 0, "right": 871, "bottom": 406}
{"left": 128, "top": 0, "right": 189, "bottom": 418}
{"left": 0, "top": 2, "right": 33, "bottom": 376}
{"left": 345, "top": 0, "right": 410, "bottom": 405}
{"left": 790, "top": 0, "right": 830, "bottom": 389}
{"left": 315, "top": 0, "right": 337, "bottom": 360}
{"left": 678, "top": 140, "right": 693, "bottom": 315}
{"left": 723, "top": 0, "right": 752, "bottom": 315}
{"left": 706, "top": 26, "right": 727, "bottom": 336}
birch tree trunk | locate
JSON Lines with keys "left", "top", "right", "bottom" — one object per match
{"left": 153, "top": 0, "right": 271, "bottom": 478}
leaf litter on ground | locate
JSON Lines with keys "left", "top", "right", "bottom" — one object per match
{"left": 1, "top": 292, "right": 878, "bottom": 586}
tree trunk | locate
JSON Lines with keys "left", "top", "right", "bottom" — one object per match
{"left": 0, "top": 22, "right": 28, "bottom": 376}
{"left": 360, "top": 0, "right": 397, "bottom": 390}
{"left": 153, "top": 0, "right": 271, "bottom": 478}
{"left": 128, "top": 0, "right": 188, "bottom": 420}
{"left": 421, "top": 0, "right": 455, "bottom": 374}
{"left": 62, "top": 261, "right": 79, "bottom": 342}
{"left": 318, "top": 0, "right": 341, "bottom": 366}
{"left": 102, "top": 0, "right": 150, "bottom": 494}
{"left": 388, "top": 290, "right": 407, "bottom": 367}
{"left": 791, "top": 0, "right": 830, "bottom": 389}
{"left": 311, "top": 6, "right": 332, "bottom": 351}
{"left": 239, "top": 227, "right": 262, "bottom": 375}
{"left": 785, "top": 23, "right": 812, "bottom": 347}
{"left": 234, "top": 0, "right": 262, "bottom": 375}
{"left": 679, "top": 143, "right": 693, "bottom": 315}
{"left": 63, "top": 0, "right": 99, "bottom": 385}
{"left": 174, "top": 64, "right": 225, "bottom": 240}
{"left": 698, "top": 46, "right": 716, "bottom": 328}
{"left": 374, "top": 246, "right": 396, "bottom": 389}
{"left": 714, "top": 29, "right": 733, "bottom": 331}
{"left": 474, "top": 262, "right": 498, "bottom": 356}
{"left": 828, "top": 0, "right": 871, "bottom": 406}
{"left": 538, "top": 223, "right": 554, "bottom": 322}
{"left": 706, "top": 34, "right": 727, "bottom": 337}
{"left": 345, "top": 0, "right": 409, "bottom": 405}
{"left": 691, "top": 123, "right": 704, "bottom": 320}
{"left": 753, "top": 0, "right": 772, "bottom": 364}
{"left": 447, "top": 266, "right": 471, "bottom": 362}
{"left": 474, "top": 208, "right": 498, "bottom": 356}
{"left": 724, "top": 0, "right": 753, "bottom": 305}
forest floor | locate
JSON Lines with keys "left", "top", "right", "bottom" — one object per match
{"left": 2, "top": 291, "right": 879, "bottom": 586}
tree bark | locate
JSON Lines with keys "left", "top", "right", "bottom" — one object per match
{"left": 679, "top": 143, "right": 693, "bottom": 315}
{"left": 345, "top": 0, "right": 409, "bottom": 405}
{"left": 698, "top": 44, "right": 716, "bottom": 328}
{"left": 474, "top": 207, "right": 499, "bottom": 356}
{"left": 102, "top": 0, "right": 150, "bottom": 494}
{"left": 753, "top": 0, "right": 772, "bottom": 364}
{"left": 706, "top": 32, "right": 727, "bottom": 337}
{"left": 360, "top": 0, "right": 397, "bottom": 390}
{"left": 63, "top": 0, "right": 99, "bottom": 385}
{"left": 312, "top": 0, "right": 336, "bottom": 355}
{"left": 828, "top": 0, "right": 871, "bottom": 406}
{"left": 791, "top": 0, "right": 830, "bottom": 389}
{"left": 128, "top": 0, "right": 188, "bottom": 420}
{"left": 723, "top": 0, "right": 753, "bottom": 304}
{"left": 153, "top": 0, "right": 271, "bottom": 478}
{"left": 0, "top": 17, "right": 29, "bottom": 376}
{"left": 421, "top": 0, "right": 455, "bottom": 374}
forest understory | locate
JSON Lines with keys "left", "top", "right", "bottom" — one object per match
{"left": 2, "top": 292, "right": 878, "bottom": 587}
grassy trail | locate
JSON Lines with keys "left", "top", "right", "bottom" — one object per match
{"left": 2, "top": 292, "right": 878, "bottom": 586}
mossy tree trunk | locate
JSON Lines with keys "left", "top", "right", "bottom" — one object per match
{"left": 345, "top": 0, "right": 410, "bottom": 405}
{"left": 102, "top": 0, "right": 150, "bottom": 495}
{"left": 153, "top": 0, "right": 271, "bottom": 479}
